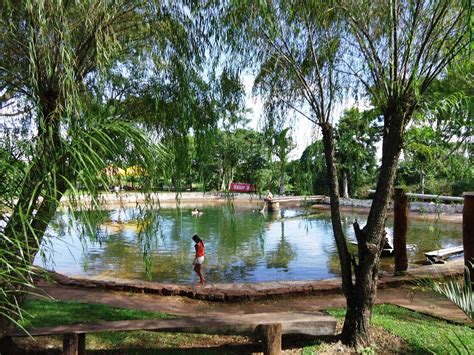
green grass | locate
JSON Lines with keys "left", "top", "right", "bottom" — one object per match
{"left": 19, "top": 300, "right": 250, "bottom": 353}
{"left": 20, "top": 299, "right": 172, "bottom": 327}
{"left": 19, "top": 300, "right": 474, "bottom": 354}
{"left": 327, "top": 304, "right": 474, "bottom": 354}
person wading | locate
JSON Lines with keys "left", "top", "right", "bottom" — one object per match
{"left": 192, "top": 234, "right": 205, "bottom": 284}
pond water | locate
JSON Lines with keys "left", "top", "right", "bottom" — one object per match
{"left": 35, "top": 203, "right": 462, "bottom": 284}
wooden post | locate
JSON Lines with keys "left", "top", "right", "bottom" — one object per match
{"left": 63, "top": 333, "right": 79, "bottom": 355}
{"left": 78, "top": 333, "right": 86, "bottom": 355}
{"left": 393, "top": 188, "right": 408, "bottom": 274}
{"left": 463, "top": 192, "right": 474, "bottom": 289}
{"left": 259, "top": 323, "right": 282, "bottom": 355}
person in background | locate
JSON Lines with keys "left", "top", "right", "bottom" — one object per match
{"left": 192, "top": 234, "right": 205, "bottom": 284}
{"left": 265, "top": 190, "right": 273, "bottom": 201}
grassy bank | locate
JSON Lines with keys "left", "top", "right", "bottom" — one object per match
{"left": 323, "top": 305, "right": 473, "bottom": 354}
{"left": 12, "top": 300, "right": 474, "bottom": 354}
{"left": 16, "top": 300, "right": 252, "bottom": 353}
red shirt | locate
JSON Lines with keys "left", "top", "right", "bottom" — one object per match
{"left": 195, "top": 241, "right": 204, "bottom": 257}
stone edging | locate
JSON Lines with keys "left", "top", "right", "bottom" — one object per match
{"left": 326, "top": 197, "right": 464, "bottom": 214}
{"left": 38, "top": 262, "right": 463, "bottom": 303}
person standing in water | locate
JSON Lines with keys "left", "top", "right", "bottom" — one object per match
{"left": 264, "top": 190, "right": 273, "bottom": 201}
{"left": 192, "top": 234, "right": 205, "bottom": 284}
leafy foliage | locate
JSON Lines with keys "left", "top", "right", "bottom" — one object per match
{"left": 288, "top": 140, "right": 330, "bottom": 195}
{"left": 417, "top": 265, "right": 473, "bottom": 320}
{"left": 335, "top": 108, "right": 380, "bottom": 198}
{"left": 398, "top": 58, "right": 473, "bottom": 195}
{"left": 0, "top": 0, "right": 197, "bottom": 333}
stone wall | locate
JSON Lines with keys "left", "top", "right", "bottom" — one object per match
{"left": 323, "top": 197, "right": 463, "bottom": 214}
{"left": 61, "top": 191, "right": 263, "bottom": 207}
{"left": 63, "top": 192, "right": 463, "bottom": 214}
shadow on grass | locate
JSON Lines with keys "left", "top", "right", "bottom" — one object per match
{"left": 1, "top": 334, "right": 336, "bottom": 355}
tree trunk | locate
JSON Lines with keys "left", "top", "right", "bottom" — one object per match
{"left": 0, "top": 98, "right": 73, "bottom": 338}
{"left": 340, "top": 222, "right": 380, "bottom": 346}
{"left": 419, "top": 171, "right": 425, "bottom": 194}
{"left": 229, "top": 167, "right": 234, "bottom": 187}
{"left": 463, "top": 192, "right": 474, "bottom": 289}
{"left": 220, "top": 165, "right": 226, "bottom": 191}
{"left": 393, "top": 188, "right": 408, "bottom": 273}
{"left": 341, "top": 278, "right": 374, "bottom": 346}
{"left": 320, "top": 123, "right": 353, "bottom": 298}
{"left": 340, "top": 108, "right": 406, "bottom": 347}
{"left": 320, "top": 122, "right": 376, "bottom": 347}
{"left": 279, "top": 162, "right": 285, "bottom": 195}
{"left": 342, "top": 170, "right": 349, "bottom": 198}
{"left": 0, "top": 162, "right": 70, "bottom": 338}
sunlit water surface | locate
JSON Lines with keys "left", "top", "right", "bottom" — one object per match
{"left": 35, "top": 203, "right": 462, "bottom": 284}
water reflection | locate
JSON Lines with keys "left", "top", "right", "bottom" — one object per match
{"left": 35, "top": 204, "right": 462, "bottom": 284}
{"left": 266, "top": 220, "right": 296, "bottom": 270}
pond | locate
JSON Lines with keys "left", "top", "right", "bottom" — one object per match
{"left": 35, "top": 203, "right": 463, "bottom": 284}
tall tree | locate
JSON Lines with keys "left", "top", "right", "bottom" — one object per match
{"left": 335, "top": 108, "right": 380, "bottom": 198}
{"left": 0, "top": 0, "right": 198, "bottom": 335}
{"left": 400, "top": 58, "right": 473, "bottom": 194}
{"left": 294, "top": 140, "right": 330, "bottom": 195}
{"left": 266, "top": 127, "right": 295, "bottom": 195}
{"left": 337, "top": 0, "right": 469, "bottom": 345}
{"left": 222, "top": 1, "right": 373, "bottom": 345}
{"left": 206, "top": 128, "right": 268, "bottom": 191}
{"left": 221, "top": 0, "right": 469, "bottom": 346}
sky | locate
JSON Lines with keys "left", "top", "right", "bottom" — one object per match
{"left": 241, "top": 74, "right": 318, "bottom": 160}
{"left": 241, "top": 74, "right": 372, "bottom": 161}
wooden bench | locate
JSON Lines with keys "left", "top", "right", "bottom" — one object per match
{"left": 8, "top": 312, "right": 337, "bottom": 355}
{"left": 425, "top": 246, "right": 464, "bottom": 263}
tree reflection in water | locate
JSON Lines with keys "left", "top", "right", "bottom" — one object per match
{"left": 266, "top": 212, "right": 296, "bottom": 269}
{"left": 35, "top": 205, "right": 462, "bottom": 283}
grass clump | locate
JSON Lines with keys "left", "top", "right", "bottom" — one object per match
{"left": 327, "top": 304, "right": 474, "bottom": 354}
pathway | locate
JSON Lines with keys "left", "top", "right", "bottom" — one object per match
{"left": 32, "top": 259, "right": 472, "bottom": 325}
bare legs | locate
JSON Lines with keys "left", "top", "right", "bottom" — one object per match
{"left": 193, "top": 263, "right": 205, "bottom": 284}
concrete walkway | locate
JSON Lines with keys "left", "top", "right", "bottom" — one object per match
{"left": 33, "top": 259, "right": 472, "bottom": 325}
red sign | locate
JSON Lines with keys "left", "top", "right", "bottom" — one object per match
{"left": 230, "top": 182, "right": 256, "bottom": 193}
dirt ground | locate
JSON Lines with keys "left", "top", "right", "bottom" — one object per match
{"left": 32, "top": 280, "right": 470, "bottom": 324}
{"left": 8, "top": 278, "right": 467, "bottom": 354}
{"left": 4, "top": 262, "right": 471, "bottom": 355}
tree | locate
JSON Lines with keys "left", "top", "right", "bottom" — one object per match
{"left": 337, "top": 0, "right": 469, "bottom": 345}
{"left": 335, "top": 108, "right": 380, "bottom": 198}
{"left": 290, "top": 140, "right": 330, "bottom": 196}
{"left": 221, "top": 0, "right": 469, "bottom": 346}
{"left": 266, "top": 127, "right": 296, "bottom": 195}
{"left": 0, "top": 0, "right": 198, "bottom": 336}
{"left": 222, "top": 0, "right": 376, "bottom": 345}
{"left": 201, "top": 128, "right": 268, "bottom": 191}
{"left": 399, "top": 58, "right": 473, "bottom": 194}
{"left": 233, "top": 129, "right": 269, "bottom": 186}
